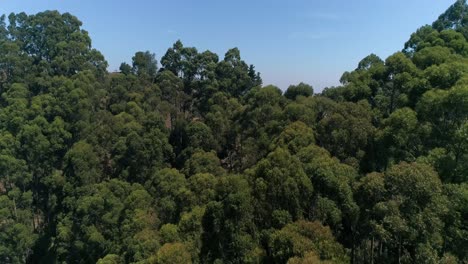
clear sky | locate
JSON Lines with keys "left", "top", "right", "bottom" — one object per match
{"left": 0, "top": 0, "right": 457, "bottom": 91}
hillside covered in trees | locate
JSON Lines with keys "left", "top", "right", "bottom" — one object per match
{"left": 0, "top": 1, "right": 467, "bottom": 264}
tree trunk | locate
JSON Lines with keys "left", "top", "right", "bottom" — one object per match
{"left": 12, "top": 198, "right": 18, "bottom": 218}
{"left": 379, "top": 241, "right": 383, "bottom": 258}
{"left": 398, "top": 236, "right": 402, "bottom": 264}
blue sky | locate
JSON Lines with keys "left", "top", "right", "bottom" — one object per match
{"left": 0, "top": 0, "right": 456, "bottom": 90}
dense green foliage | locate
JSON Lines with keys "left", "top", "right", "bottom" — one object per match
{"left": 0, "top": 2, "right": 467, "bottom": 263}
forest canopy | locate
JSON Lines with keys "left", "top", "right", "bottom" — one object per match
{"left": 0, "top": 1, "right": 467, "bottom": 264}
